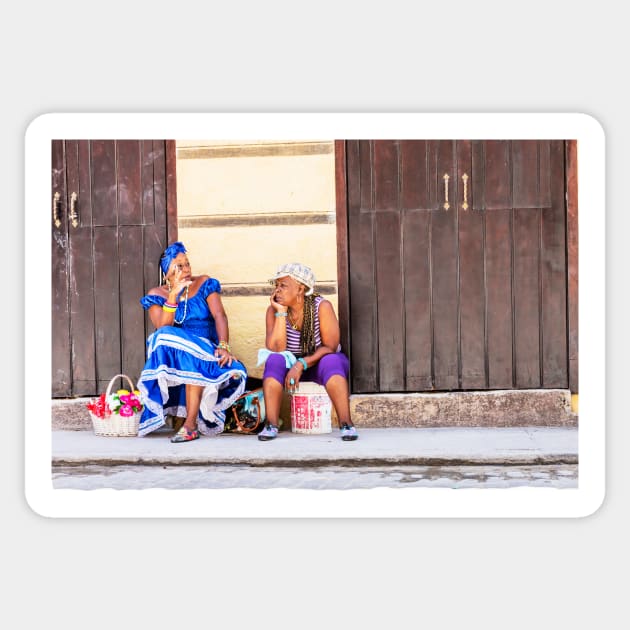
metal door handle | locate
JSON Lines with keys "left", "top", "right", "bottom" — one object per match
{"left": 53, "top": 191, "right": 61, "bottom": 228}
{"left": 462, "top": 173, "right": 469, "bottom": 210}
{"left": 443, "top": 173, "right": 450, "bottom": 210}
{"left": 69, "top": 192, "right": 79, "bottom": 228}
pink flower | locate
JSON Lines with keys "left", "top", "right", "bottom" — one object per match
{"left": 119, "top": 404, "right": 134, "bottom": 417}
{"left": 120, "top": 393, "right": 142, "bottom": 412}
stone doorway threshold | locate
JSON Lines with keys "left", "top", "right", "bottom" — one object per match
{"left": 349, "top": 389, "right": 577, "bottom": 428}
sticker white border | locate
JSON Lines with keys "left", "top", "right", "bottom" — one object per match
{"left": 25, "top": 113, "right": 605, "bottom": 518}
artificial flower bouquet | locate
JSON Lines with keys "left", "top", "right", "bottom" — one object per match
{"left": 86, "top": 374, "right": 143, "bottom": 436}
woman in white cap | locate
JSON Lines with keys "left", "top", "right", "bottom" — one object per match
{"left": 257, "top": 262, "right": 358, "bottom": 441}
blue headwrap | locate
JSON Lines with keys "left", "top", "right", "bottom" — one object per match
{"left": 160, "top": 241, "right": 187, "bottom": 275}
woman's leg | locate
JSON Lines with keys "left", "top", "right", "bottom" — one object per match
{"left": 261, "top": 353, "right": 289, "bottom": 428}
{"left": 316, "top": 354, "right": 355, "bottom": 428}
{"left": 183, "top": 384, "right": 203, "bottom": 432}
{"left": 324, "top": 375, "right": 353, "bottom": 426}
{"left": 263, "top": 378, "right": 284, "bottom": 427}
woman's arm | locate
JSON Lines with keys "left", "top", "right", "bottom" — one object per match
{"left": 207, "top": 292, "right": 234, "bottom": 367}
{"left": 207, "top": 292, "right": 229, "bottom": 342}
{"left": 146, "top": 266, "right": 193, "bottom": 329}
{"left": 265, "top": 293, "right": 289, "bottom": 351}
{"left": 317, "top": 299, "right": 341, "bottom": 351}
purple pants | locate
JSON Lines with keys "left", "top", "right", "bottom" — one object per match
{"left": 263, "top": 352, "right": 350, "bottom": 387}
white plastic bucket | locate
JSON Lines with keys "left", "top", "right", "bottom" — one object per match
{"left": 290, "top": 382, "right": 332, "bottom": 434}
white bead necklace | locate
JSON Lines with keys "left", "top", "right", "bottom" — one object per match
{"left": 174, "top": 286, "right": 189, "bottom": 324}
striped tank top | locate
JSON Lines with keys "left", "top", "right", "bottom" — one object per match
{"left": 286, "top": 296, "right": 323, "bottom": 357}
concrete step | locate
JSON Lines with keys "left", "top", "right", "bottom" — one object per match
{"left": 53, "top": 388, "right": 577, "bottom": 431}
{"left": 350, "top": 389, "right": 577, "bottom": 428}
{"left": 51, "top": 427, "right": 579, "bottom": 468}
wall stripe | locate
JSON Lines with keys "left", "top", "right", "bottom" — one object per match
{"left": 178, "top": 142, "right": 334, "bottom": 160}
{"left": 221, "top": 282, "right": 337, "bottom": 297}
{"left": 179, "top": 211, "right": 335, "bottom": 228}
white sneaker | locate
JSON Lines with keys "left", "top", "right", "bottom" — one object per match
{"left": 340, "top": 424, "right": 358, "bottom": 441}
{"left": 258, "top": 423, "right": 279, "bottom": 441}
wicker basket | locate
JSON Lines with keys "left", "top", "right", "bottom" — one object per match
{"left": 89, "top": 374, "right": 142, "bottom": 437}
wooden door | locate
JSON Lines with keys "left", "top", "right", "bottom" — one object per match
{"left": 343, "top": 139, "right": 570, "bottom": 393}
{"left": 51, "top": 140, "right": 176, "bottom": 397}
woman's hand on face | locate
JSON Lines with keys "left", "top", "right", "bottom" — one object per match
{"left": 214, "top": 347, "right": 233, "bottom": 367}
{"left": 171, "top": 266, "right": 192, "bottom": 294}
{"left": 270, "top": 290, "right": 288, "bottom": 313}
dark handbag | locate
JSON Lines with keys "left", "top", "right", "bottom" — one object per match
{"left": 225, "top": 388, "right": 266, "bottom": 434}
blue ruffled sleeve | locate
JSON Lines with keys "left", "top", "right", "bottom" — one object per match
{"left": 140, "top": 294, "right": 165, "bottom": 310}
{"left": 199, "top": 277, "right": 221, "bottom": 300}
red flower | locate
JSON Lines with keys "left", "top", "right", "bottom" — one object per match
{"left": 86, "top": 393, "right": 111, "bottom": 419}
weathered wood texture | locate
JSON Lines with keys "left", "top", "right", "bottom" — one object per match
{"left": 334, "top": 140, "right": 351, "bottom": 359}
{"left": 51, "top": 140, "right": 175, "bottom": 397}
{"left": 566, "top": 140, "right": 579, "bottom": 393}
{"left": 344, "top": 139, "right": 571, "bottom": 393}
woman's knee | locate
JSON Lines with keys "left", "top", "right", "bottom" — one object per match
{"left": 318, "top": 353, "right": 350, "bottom": 383}
{"left": 265, "top": 353, "right": 286, "bottom": 368}
{"left": 263, "top": 352, "right": 288, "bottom": 384}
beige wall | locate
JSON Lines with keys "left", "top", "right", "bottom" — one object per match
{"left": 175, "top": 140, "right": 337, "bottom": 379}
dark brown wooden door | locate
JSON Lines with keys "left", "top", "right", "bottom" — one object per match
{"left": 52, "top": 140, "right": 176, "bottom": 397}
{"left": 345, "top": 140, "right": 568, "bottom": 393}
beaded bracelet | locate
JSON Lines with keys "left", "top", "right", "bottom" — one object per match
{"left": 297, "top": 357, "right": 308, "bottom": 371}
{"left": 275, "top": 312, "right": 288, "bottom": 318}
{"left": 218, "top": 340, "right": 232, "bottom": 353}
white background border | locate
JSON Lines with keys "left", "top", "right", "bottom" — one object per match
{"left": 25, "top": 112, "right": 605, "bottom": 518}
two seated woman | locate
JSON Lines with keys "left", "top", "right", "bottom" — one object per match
{"left": 137, "top": 244, "right": 358, "bottom": 443}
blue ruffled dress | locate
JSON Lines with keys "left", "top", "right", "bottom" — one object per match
{"left": 137, "top": 277, "right": 247, "bottom": 437}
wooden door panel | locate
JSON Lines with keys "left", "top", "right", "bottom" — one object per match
{"left": 152, "top": 141, "right": 167, "bottom": 227}
{"left": 432, "top": 141, "right": 458, "bottom": 389}
{"left": 373, "top": 141, "right": 398, "bottom": 212}
{"left": 93, "top": 226, "right": 121, "bottom": 393}
{"left": 67, "top": 140, "right": 97, "bottom": 396}
{"left": 91, "top": 140, "right": 117, "bottom": 227}
{"left": 472, "top": 141, "right": 512, "bottom": 210}
{"left": 485, "top": 211, "right": 514, "bottom": 388}
{"left": 512, "top": 141, "right": 552, "bottom": 208}
{"left": 457, "top": 141, "right": 486, "bottom": 389}
{"left": 513, "top": 208, "right": 542, "bottom": 388}
{"left": 371, "top": 141, "right": 405, "bottom": 390}
{"left": 117, "top": 140, "right": 143, "bottom": 225}
{"left": 400, "top": 140, "right": 438, "bottom": 211}
{"left": 345, "top": 139, "right": 570, "bottom": 393}
{"left": 541, "top": 140, "right": 568, "bottom": 386}
{"left": 52, "top": 140, "right": 174, "bottom": 397}
{"left": 52, "top": 140, "right": 71, "bottom": 396}
{"left": 120, "top": 226, "right": 147, "bottom": 379}
{"left": 142, "top": 140, "right": 157, "bottom": 225}
{"left": 348, "top": 141, "right": 378, "bottom": 392}
{"left": 375, "top": 210, "right": 405, "bottom": 391}
{"left": 403, "top": 211, "right": 432, "bottom": 390}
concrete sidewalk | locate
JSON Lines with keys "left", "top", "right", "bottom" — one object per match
{"left": 52, "top": 426, "right": 578, "bottom": 467}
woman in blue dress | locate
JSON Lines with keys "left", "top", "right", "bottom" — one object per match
{"left": 137, "top": 242, "right": 247, "bottom": 442}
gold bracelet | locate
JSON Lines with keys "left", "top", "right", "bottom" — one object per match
{"left": 218, "top": 340, "right": 232, "bottom": 353}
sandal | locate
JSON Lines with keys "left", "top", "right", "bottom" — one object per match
{"left": 170, "top": 427, "right": 200, "bottom": 443}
